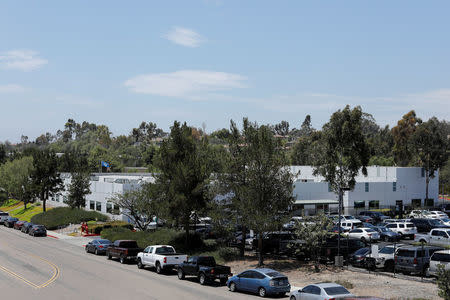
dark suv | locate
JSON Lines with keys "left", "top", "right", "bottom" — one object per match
{"left": 395, "top": 246, "right": 443, "bottom": 275}
{"left": 410, "top": 218, "right": 450, "bottom": 233}
{"left": 3, "top": 216, "right": 19, "bottom": 227}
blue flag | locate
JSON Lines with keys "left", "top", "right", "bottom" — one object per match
{"left": 101, "top": 161, "right": 110, "bottom": 168}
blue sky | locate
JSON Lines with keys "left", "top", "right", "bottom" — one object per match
{"left": 1, "top": 0, "right": 449, "bottom": 142}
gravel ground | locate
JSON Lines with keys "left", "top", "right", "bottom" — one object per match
{"left": 228, "top": 257, "right": 441, "bottom": 300}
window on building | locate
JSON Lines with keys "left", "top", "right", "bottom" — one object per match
{"left": 393, "top": 182, "right": 397, "bottom": 192}
{"left": 354, "top": 201, "right": 365, "bottom": 209}
{"left": 106, "top": 202, "right": 113, "bottom": 214}
{"left": 95, "top": 201, "right": 102, "bottom": 211}
{"left": 365, "top": 182, "right": 369, "bottom": 192}
{"left": 424, "top": 198, "right": 434, "bottom": 207}
{"left": 412, "top": 199, "right": 422, "bottom": 208}
{"left": 328, "top": 183, "right": 332, "bottom": 192}
{"left": 112, "top": 204, "right": 120, "bottom": 215}
{"left": 369, "top": 200, "right": 379, "bottom": 209}
{"left": 421, "top": 168, "right": 425, "bottom": 177}
{"left": 90, "top": 201, "right": 95, "bottom": 210}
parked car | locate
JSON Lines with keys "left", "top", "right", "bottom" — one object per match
{"left": 439, "top": 203, "right": 450, "bottom": 215}
{"left": 365, "top": 244, "right": 406, "bottom": 271}
{"left": 429, "top": 211, "right": 448, "bottom": 219}
{"left": 290, "top": 282, "right": 353, "bottom": 300}
{"left": 21, "top": 222, "right": 34, "bottom": 233}
{"left": 339, "top": 220, "right": 363, "bottom": 232}
{"left": 227, "top": 268, "right": 290, "bottom": 297}
{"left": 13, "top": 220, "right": 26, "bottom": 230}
{"left": 85, "top": 239, "right": 112, "bottom": 255}
{"left": 362, "top": 222, "right": 377, "bottom": 229}
{"left": 349, "top": 247, "right": 371, "bottom": 267}
{"left": 252, "top": 231, "right": 301, "bottom": 255}
{"left": 373, "top": 226, "right": 400, "bottom": 242}
{"left": 414, "top": 228, "right": 450, "bottom": 247}
{"left": 330, "top": 226, "right": 346, "bottom": 234}
{"left": 359, "top": 211, "right": 389, "bottom": 223}
{"left": 0, "top": 211, "right": 9, "bottom": 223}
{"left": 347, "top": 228, "right": 380, "bottom": 243}
{"left": 3, "top": 216, "right": 18, "bottom": 227}
{"left": 439, "top": 218, "right": 450, "bottom": 226}
{"left": 409, "top": 210, "right": 434, "bottom": 219}
{"left": 177, "top": 256, "right": 232, "bottom": 285}
{"left": 137, "top": 245, "right": 187, "bottom": 274}
{"left": 106, "top": 240, "right": 143, "bottom": 264}
{"left": 395, "top": 245, "right": 443, "bottom": 275}
{"left": 356, "top": 215, "right": 374, "bottom": 223}
{"left": 427, "top": 250, "right": 450, "bottom": 276}
{"left": 29, "top": 225, "right": 47, "bottom": 237}
{"left": 385, "top": 222, "right": 417, "bottom": 239}
{"left": 318, "top": 236, "right": 366, "bottom": 263}
{"left": 410, "top": 218, "right": 450, "bottom": 233}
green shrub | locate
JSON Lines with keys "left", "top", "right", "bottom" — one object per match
{"left": 89, "top": 221, "right": 133, "bottom": 234}
{"left": 217, "top": 247, "right": 239, "bottom": 261}
{"left": 437, "top": 265, "right": 450, "bottom": 300}
{"left": 31, "top": 207, "right": 108, "bottom": 230}
{"left": 100, "top": 227, "right": 205, "bottom": 253}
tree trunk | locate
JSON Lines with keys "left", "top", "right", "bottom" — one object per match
{"left": 258, "top": 234, "right": 264, "bottom": 266}
{"left": 240, "top": 225, "right": 246, "bottom": 257}
{"left": 425, "top": 171, "right": 430, "bottom": 205}
{"left": 41, "top": 190, "right": 46, "bottom": 212}
{"left": 185, "top": 217, "right": 190, "bottom": 249}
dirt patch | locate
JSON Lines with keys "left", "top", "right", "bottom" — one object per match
{"left": 227, "top": 256, "right": 441, "bottom": 299}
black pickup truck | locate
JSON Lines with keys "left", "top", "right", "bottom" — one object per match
{"left": 106, "top": 240, "right": 143, "bottom": 264}
{"left": 177, "top": 256, "right": 232, "bottom": 285}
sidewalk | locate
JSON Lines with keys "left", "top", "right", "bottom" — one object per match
{"left": 47, "top": 230, "right": 95, "bottom": 247}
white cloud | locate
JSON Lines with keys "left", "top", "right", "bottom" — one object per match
{"left": 124, "top": 70, "right": 247, "bottom": 97}
{"left": 0, "top": 84, "right": 26, "bottom": 93}
{"left": 0, "top": 50, "right": 48, "bottom": 71}
{"left": 164, "top": 27, "right": 204, "bottom": 47}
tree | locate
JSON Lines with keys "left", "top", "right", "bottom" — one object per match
{"left": 290, "top": 131, "right": 323, "bottom": 165}
{"left": 154, "top": 121, "right": 213, "bottom": 246}
{"left": 274, "top": 120, "right": 290, "bottom": 136}
{"left": 411, "top": 117, "right": 449, "bottom": 202}
{"left": 313, "top": 105, "right": 370, "bottom": 258}
{"left": 0, "top": 156, "right": 35, "bottom": 209}
{"left": 293, "top": 214, "right": 333, "bottom": 271}
{"left": 30, "top": 149, "right": 63, "bottom": 211}
{"left": 66, "top": 151, "right": 91, "bottom": 209}
{"left": 436, "top": 265, "right": 450, "bottom": 300}
{"left": 223, "top": 118, "right": 294, "bottom": 266}
{"left": 299, "top": 115, "right": 314, "bottom": 137}
{"left": 0, "top": 144, "right": 7, "bottom": 164}
{"left": 392, "top": 111, "right": 422, "bottom": 166}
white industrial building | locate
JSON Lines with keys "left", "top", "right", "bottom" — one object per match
{"left": 47, "top": 166, "right": 439, "bottom": 222}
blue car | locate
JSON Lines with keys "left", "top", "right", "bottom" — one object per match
{"left": 227, "top": 268, "right": 290, "bottom": 297}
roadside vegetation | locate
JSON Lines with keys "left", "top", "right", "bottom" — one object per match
{"left": 31, "top": 207, "right": 108, "bottom": 229}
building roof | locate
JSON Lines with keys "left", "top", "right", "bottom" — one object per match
{"left": 294, "top": 199, "right": 339, "bottom": 205}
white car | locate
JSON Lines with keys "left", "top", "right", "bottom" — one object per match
{"left": 289, "top": 282, "right": 354, "bottom": 300}
{"left": 0, "top": 211, "right": 9, "bottom": 223}
{"left": 338, "top": 220, "right": 363, "bottom": 232}
{"left": 409, "top": 210, "right": 433, "bottom": 219}
{"left": 385, "top": 222, "right": 417, "bottom": 239}
{"left": 429, "top": 211, "right": 448, "bottom": 219}
{"left": 428, "top": 250, "right": 450, "bottom": 276}
{"left": 347, "top": 227, "right": 380, "bottom": 242}
{"left": 137, "top": 245, "right": 187, "bottom": 274}
{"left": 366, "top": 244, "right": 406, "bottom": 270}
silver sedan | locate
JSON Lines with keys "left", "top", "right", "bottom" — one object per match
{"left": 290, "top": 283, "right": 354, "bottom": 300}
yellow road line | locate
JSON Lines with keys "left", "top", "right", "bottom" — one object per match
{"left": 0, "top": 245, "right": 60, "bottom": 289}
{"left": 0, "top": 264, "right": 40, "bottom": 288}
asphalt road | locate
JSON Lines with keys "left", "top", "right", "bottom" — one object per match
{"left": 0, "top": 227, "right": 273, "bottom": 300}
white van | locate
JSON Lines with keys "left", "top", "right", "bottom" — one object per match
{"left": 339, "top": 220, "right": 363, "bottom": 232}
{"left": 428, "top": 250, "right": 450, "bottom": 276}
{"left": 385, "top": 222, "right": 417, "bottom": 239}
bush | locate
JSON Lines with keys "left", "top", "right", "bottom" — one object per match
{"left": 334, "top": 279, "right": 354, "bottom": 290}
{"left": 89, "top": 221, "right": 133, "bottom": 234}
{"left": 437, "top": 265, "right": 450, "bottom": 300}
{"left": 31, "top": 207, "right": 108, "bottom": 230}
{"left": 100, "top": 227, "right": 205, "bottom": 253}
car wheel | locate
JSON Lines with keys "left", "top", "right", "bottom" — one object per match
{"left": 199, "top": 273, "right": 206, "bottom": 285}
{"left": 361, "top": 237, "right": 366, "bottom": 243}
{"left": 384, "top": 260, "right": 394, "bottom": 272}
{"left": 137, "top": 259, "right": 144, "bottom": 269}
{"left": 107, "top": 252, "right": 112, "bottom": 260}
{"left": 177, "top": 268, "right": 185, "bottom": 280}
{"left": 119, "top": 255, "right": 126, "bottom": 264}
{"left": 290, "top": 296, "right": 296, "bottom": 300}
{"left": 95, "top": 248, "right": 99, "bottom": 255}
{"left": 155, "top": 262, "right": 162, "bottom": 274}
{"left": 258, "top": 287, "right": 267, "bottom": 298}
{"left": 229, "top": 282, "right": 236, "bottom": 292}
{"left": 85, "top": 246, "right": 89, "bottom": 253}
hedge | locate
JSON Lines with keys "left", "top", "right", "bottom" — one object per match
{"left": 89, "top": 221, "right": 133, "bottom": 234}
{"left": 31, "top": 207, "right": 108, "bottom": 230}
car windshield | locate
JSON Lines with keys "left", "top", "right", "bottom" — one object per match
{"left": 324, "top": 286, "right": 351, "bottom": 295}
{"left": 155, "top": 246, "right": 175, "bottom": 254}
{"left": 377, "top": 227, "right": 388, "bottom": 232}
{"left": 441, "top": 218, "right": 450, "bottom": 222}
{"left": 355, "top": 248, "right": 369, "bottom": 255}
{"left": 344, "top": 216, "right": 355, "bottom": 219}
{"left": 397, "top": 250, "right": 415, "bottom": 257}
{"left": 366, "top": 229, "right": 376, "bottom": 233}
{"left": 429, "top": 219, "right": 441, "bottom": 226}
{"left": 379, "top": 247, "right": 395, "bottom": 254}
{"left": 406, "top": 224, "right": 415, "bottom": 228}
{"left": 99, "top": 240, "right": 111, "bottom": 244}
{"left": 197, "top": 257, "right": 216, "bottom": 267}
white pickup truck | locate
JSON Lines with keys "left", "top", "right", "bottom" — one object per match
{"left": 137, "top": 245, "right": 187, "bottom": 274}
{"left": 414, "top": 228, "right": 450, "bottom": 247}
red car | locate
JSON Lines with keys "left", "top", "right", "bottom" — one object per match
{"left": 14, "top": 220, "right": 26, "bottom": 230}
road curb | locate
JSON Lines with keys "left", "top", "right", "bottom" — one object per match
{"left": 47, "top": 234, "right": 59, "bottom": 239}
